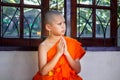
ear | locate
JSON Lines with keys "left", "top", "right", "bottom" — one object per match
{"left": 45, "top": 24, "right": 51, "bottom": 32}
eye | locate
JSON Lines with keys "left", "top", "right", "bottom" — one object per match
{"left": 57, "top": 22, "right": 62, "bottom": 25}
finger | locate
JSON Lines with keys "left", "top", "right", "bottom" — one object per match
{"left": 61, "top": 37, "right": 66, "bottom": 49}
{"left": 61, "top": 37, "right": 66, "bottom": 44}
{"left": 60, "top": 38, "right": 65, "bottom": 49}
{"left": 58, "top": 38, "right": 64, "bottom": 48}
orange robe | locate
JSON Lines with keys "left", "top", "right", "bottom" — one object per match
{"left": 33, "top": 37, "right": 86, "bottom": 80}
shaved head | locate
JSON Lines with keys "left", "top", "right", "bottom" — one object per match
{"left": 44, "top": 10, "right": 62, "bottom": 24}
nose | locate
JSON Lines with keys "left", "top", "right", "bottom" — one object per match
{"left": 62, "top": 22, "right": 65, "bottom": 28}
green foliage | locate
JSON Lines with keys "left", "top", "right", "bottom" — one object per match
{"left": 3, "top": 0, "right": 17, "bottom": 3}
{"left": 50, "top": 0, "right": 64, "bottom": 12}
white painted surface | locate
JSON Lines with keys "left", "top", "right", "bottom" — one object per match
{"left": 80, "top": 51, "right": 120, "bottom": 80}
{"left": 0, "top": 51, "right": 120, "bottom": 80}
{"left": 0, "top": 51, "right": 38, "bottom": 80}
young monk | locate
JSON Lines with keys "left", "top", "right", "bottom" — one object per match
{"left": 33, "top": 10, "right": 86, "bottom": 80}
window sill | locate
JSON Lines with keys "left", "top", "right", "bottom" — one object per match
{"left": 84, "top": 47, "right": 120, "bottom": 51}
{"left": 0, "top": 46, "right": 120, "bottom": 51}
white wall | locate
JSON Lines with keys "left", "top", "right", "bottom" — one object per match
{"left": 0, "top": 51, "right": 120, "bottom": 80}
{"left": 0, "top": 51, "right": 38, "bottom": 80}
{"left": 80, "top": 51, "right": 120, "bottom": 80}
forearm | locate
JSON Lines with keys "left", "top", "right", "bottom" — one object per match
{"left": 65, "top": 52, "right": 81, "bottom": 73}
{"left": 40, "top": 52, "right": 62, "bottom": 75}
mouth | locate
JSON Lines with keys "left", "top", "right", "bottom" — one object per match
{"left": 61, "top": 30, "right": 65, "bottom": 33}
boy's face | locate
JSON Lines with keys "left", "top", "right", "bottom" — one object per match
{"left": 49, "top": 15, "right": 66, "bottom": 36}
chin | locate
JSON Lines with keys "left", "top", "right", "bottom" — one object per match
{"left": 62, "top": 34, "right": 65, "bottom": 36}
{"left": 56, "top": 33, "right": 65, "bottom": 36}
{"left": 56, "top": 34, "right": 64, "bottom": 36}
{"left": 61, "top": 32, "right": 65, "bottom": 35}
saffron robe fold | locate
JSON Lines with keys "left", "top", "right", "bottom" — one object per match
{"left": 33, "top": 37, "right": 86, "bottom": 80}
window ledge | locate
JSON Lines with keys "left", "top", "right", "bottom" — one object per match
{"left": 0, "top": 46, "right": 37, "bottom": 51}
{"left": 0, "top": 46, "right": 120, "bottom": 51}
{"left": 84, "top": 47, "right": 120, "bottom": 51}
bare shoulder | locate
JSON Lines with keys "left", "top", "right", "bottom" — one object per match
{"left": 38, "top": 41, "right": 47, "bottom": 51}
{"left": 38, "top": 39, "right": 49, "bottom": 53}
{"left": 38, "top": 38, "right": 54, "bottom": 54}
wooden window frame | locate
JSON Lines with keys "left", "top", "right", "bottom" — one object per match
{"left": 0, "top": 0, "right": 49, "bottom": 47}
{"left": 0, "top": 0, "right": 120, "bottom": 51}
{"left": 71, "top": 0, "right": 117, "bottom": 47}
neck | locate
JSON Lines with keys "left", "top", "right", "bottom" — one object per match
{"left": 48, "top": 35, "right": 62, "bottom": 43}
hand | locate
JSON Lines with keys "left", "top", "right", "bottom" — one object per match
{"left": 57, "top": 37, "right": 64, "bottom": 56}
{"left": 60, "top": 37, "right": 69, "bottom": 56}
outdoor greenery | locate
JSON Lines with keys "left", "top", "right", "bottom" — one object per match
{"left": 77, "top": 0, "right": 111, "bottom": 38}
{"left": 49, "top": 0, "right": 64, "bottom": 14}
{"left": 118, "top": 3, "right": 120, "bottom": 28}
{"left": 2, "top": 0, "right": 20, "bottom": 3}
{"left": 1, "top": 0, "right": 120, "bottom": 39}
{"left": 77, "top": 8, "right": 92, "bottom": 37}
{"left": 1, "top": 0, "right": 41, "bottom": 38}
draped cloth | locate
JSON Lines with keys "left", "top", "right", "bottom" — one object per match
{"left": 33, "top": 37, "right": 86, "bottom": 80}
